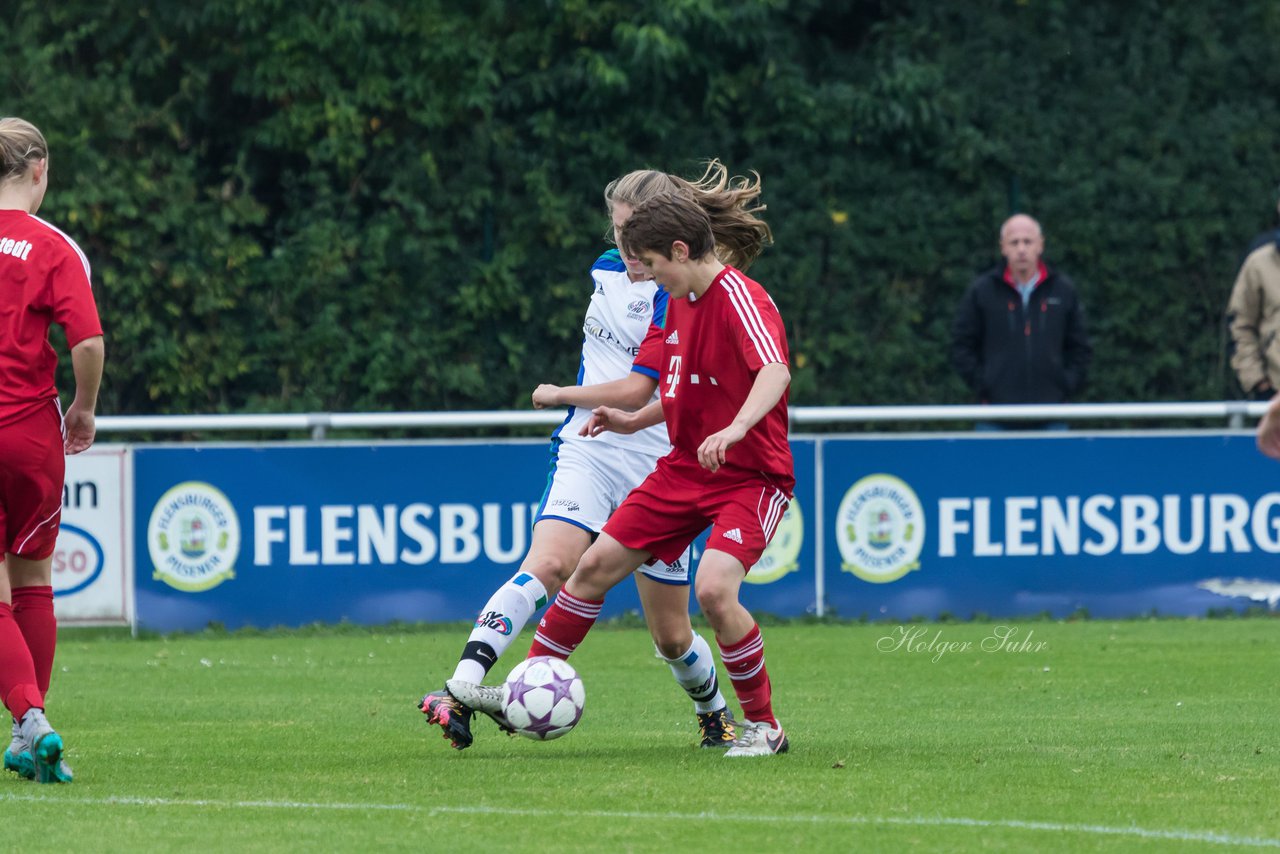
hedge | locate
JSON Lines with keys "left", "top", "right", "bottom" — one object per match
{"left": 4, "top": 0, "right": 1277, "bottom": 417}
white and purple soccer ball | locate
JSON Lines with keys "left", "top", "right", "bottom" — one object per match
{"left": 501, "top": 656, "right": 586, "bottom": 741}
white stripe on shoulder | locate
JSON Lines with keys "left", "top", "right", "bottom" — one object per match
{"left": 722, "top": 270, "right": 782, "bottom": 362}
{"left": 720, "top": 270, "right": 783, "bottom": 364}
{"left": 727, "top": 275, "right": 773, "bottom": 363}
{"left": 30, "top": 214, "right": 92, "bottom": 284}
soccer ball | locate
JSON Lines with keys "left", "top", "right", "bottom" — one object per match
{"left": 501, "top": 656, "right": 585, "bottom": 741}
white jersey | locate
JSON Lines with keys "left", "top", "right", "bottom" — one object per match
{"left": 552, "top": 250, "right": 670, "bottom": 459}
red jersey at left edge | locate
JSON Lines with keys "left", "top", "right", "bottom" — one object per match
{"left": 0, "top": 209, "right": 103, "bottom": 427}
{"left": 657, "top": 265, "right": 794, "bottom": 492}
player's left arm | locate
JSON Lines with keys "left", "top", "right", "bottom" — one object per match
{"left": 698, "top": 362, "right": 790, "bottom": 473}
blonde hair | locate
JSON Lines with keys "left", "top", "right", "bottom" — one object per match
{"left": 604, "top": 160, "right": 773, "bottom": 270}
{"left": 0, "top": 118, "right": 48, "bottom": 182}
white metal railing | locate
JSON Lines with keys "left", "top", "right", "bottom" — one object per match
{"left": 93, "top": 401, "right": 1273, "bottom": 440}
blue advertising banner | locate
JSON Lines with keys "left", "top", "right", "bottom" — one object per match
{"left": 134, "top": 432, "right": 1274, "bottom": 630}
{"left": 821, "top": 433, "right": 1280, "bottom": 619}
{"left": 134, "top": 440, "right": 820, "bottom": 631}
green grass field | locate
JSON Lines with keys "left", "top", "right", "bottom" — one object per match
{"left": 2, "top": 619, "right": 1278, "bottom": 852}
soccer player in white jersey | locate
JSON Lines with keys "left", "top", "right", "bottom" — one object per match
{"left": 529, "top": 189, "right": 793, "bottom": 758}
{"left": 421, "top": 163, "right": 773, "bottom": 751}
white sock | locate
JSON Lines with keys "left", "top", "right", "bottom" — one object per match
{"left": 451, "top": 572, "right": 549, "bottom": 684}
{"left": 662, "top": 633, "right": 727, "bottom": 714}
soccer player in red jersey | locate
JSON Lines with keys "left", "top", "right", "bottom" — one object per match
{"left": 421, "top": 163, "right": 771, "bottom": 752}
{"left": 529, "top": 190, "right": 793, "bottom": 757}
{"left": 0, "top": 117, "right": 105, "bottom": 783}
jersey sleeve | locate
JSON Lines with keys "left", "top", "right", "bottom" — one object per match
{"left": 631, "top": 285, "right": 668, "bottom": 380}
{"left": 632, "top": 320, "right": 663, "bottom": 379}
{"left": 49, "top": 243, "right": 103, "bottom": 347}
{"left": 724, "top": 271, "right": 788, "bottom": 372}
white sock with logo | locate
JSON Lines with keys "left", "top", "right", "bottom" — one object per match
{"left": 662, "top": 633, "right": 726, "bottom": 714}
{"left": 451, "top": 572, "right": 549, "bottom": 685}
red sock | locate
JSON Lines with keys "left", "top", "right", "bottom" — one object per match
{"left": 0, "top": 603, "right": 42, "bottom": 721}
{"left": 719, "top": 623, "right": 777, "bottom": 727}
{"left": 12, "top": 586, "right": 56, "bottom": 698}
{"left": 528, "top": 589, "right": 602, "bottom": 660}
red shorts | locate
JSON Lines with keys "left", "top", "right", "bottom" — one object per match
{"left": 0, "top": 401, "right": 65, "bottom": 558}
{"left": 603, "top": 452, "right": 791, "bottom": 571}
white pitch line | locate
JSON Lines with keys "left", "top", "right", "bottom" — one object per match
{"left": 1, "top": 793, "right": 1277, "bottom": 848}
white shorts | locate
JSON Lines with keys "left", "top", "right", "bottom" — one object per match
{"left": 535, "top": 438, "right": 691, "bottom": 585}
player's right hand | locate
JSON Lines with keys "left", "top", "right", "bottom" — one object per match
{"left": 532, "top": 384, "right": 562, "bottom": 409}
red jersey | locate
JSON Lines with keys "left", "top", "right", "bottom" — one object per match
{"left": 0, "top": 210, "right": 103, "bottom": 427}
{"left": 651, "top": 265, "right": 793, "bottom": 491}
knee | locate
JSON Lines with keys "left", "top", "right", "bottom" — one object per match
{"left": 563, "top": 548, "right": 617, "bottom": 600}
{"left": 695, "top": 584, "right": 733, "bottom": 624}
{"left": 651, "top": 626, "right": 693, "bottom": 660}
{"left": 520, "top": 552, "right": 576, "bottom": 589}
{"left": 573, "top": 548, "right": 610, "bottom": 586}
{"left": 654, "top": 639, "right": 687, "bottom": 660}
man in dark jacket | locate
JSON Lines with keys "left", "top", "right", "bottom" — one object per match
{"left": 949, "top": 214, "right": 1092, "bottom": 429}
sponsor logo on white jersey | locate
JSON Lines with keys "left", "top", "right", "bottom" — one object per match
{"left": 585, "top": 315, "right": 641, "bottom": 357}
{"left": 665, "top": 330, "right": 679, "bottom": 345}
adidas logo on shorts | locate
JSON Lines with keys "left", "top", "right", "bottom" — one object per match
{"left": 665, "top": 330, "right": 679, "bottom": 345}
{"left": 722, "top": 528, "right": 743, "bottom": 544}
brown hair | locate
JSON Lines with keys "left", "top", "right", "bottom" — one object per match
{"left": 618, "top": 191, "right": 717, "bottom": 263}
{"left": 605, "top": 160, "right": 772, "bottom": 270}
{"left": 0, "top": 118, "right": 48, "bottom": 182}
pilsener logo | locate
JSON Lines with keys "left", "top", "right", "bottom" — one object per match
{"left": 148, "top": 481, "right": 241, "bottom": 592}
{"left": 836, "top": 474, "right": 925, "bottom": 583}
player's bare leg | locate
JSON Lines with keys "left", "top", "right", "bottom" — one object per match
{"left": 562, "top": 533, "right": 648, "bottom": 601}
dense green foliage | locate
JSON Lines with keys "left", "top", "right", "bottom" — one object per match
{"left": 4, "top": 1, "right": 1278, "bottom": 415}
{"left": 9, "top": 621, "right": 1280, "bottom": 850}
